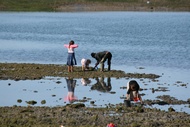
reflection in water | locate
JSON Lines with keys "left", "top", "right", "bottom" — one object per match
{"left": 91, "top": 77, "right": 112, "bottom": 92}
{"left": 64, "top": 78, "right": 77, "bottom": 103}
{"left": 0, "top": 76, "right": 190, "bottom": 114}
{"left": 81, "top": 78, "right": 91, "bottom": 86}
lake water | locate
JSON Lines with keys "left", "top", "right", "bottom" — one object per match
{"left": 0, "top": 12, "right": 190, "bottom": 113}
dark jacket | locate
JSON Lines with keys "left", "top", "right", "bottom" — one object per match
{"left": 94, "top": 51, "right": 108, "bottom": 62}
{"left": 91, "top": 51, "right": 112, "bottom": 66}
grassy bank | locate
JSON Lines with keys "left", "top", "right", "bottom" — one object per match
{"left": 0, "top": 0, "right": 190, "bottom": 12}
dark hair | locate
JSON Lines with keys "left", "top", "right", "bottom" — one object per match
{"left": 86, "top": 59, "right": 91, "bottom": 64}
{"left": 69, "top": 40, "right": 75, "bottom": 48}
{"left": 91, "top": 53, "right": 95, "bottom": 57}
{"left": 129, "top": 80, "right": 139, "bottom": 91}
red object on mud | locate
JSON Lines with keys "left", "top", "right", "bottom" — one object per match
{"left": 107, "top": 123, "right": 117, "bottom": 127}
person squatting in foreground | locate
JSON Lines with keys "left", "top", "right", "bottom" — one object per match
{"left": 64, "top": 40, "right": 78, "bottom": 72}
{"left": 125, "top": 80, "right": 143, "bottom": 107}
{"left": 91, "top": 51, "right": 112, "bottom": 71}
{"left": 81, "top": 58, "right": 91, "bottom": 71}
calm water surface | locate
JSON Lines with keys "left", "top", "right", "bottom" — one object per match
{"left": 0, "top": 12, "right": 190, "bottom": 69}
{"left": 0, "top": 12, "right": 190, "bottom": 113}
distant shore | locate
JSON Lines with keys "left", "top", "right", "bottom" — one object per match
{"left": 0, "top": 1, "right": 190, "bottom": 12}
{"left": 55, "top": 2, "right": 190, "bottom": 12}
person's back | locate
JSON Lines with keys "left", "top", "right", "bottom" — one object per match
{"left": 96, "top": 51, "right": 107, "bottom": 60}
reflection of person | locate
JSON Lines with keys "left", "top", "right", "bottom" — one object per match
{"left": 64, "top": 40, "right": 78, "bottom": 72}
{"left": 81, "top": 78, "right": 91, "bottom": 86}
{"left": 126, "top": 80, "right": 143, "bottom": 105}
{"left": 64, "top": 78, "right": 77, "bottom": 103}
{"left": 91, "top": 51, "right": 112, "bottom": 71}
{"left": 91, "top": 77, "right": 112, "bottom": 92}
{"left": 81, "top": 58, "right": 91, "bottom": 71}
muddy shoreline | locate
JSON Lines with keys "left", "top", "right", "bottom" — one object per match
{"left": 1, "top": 63, "right": 190, "bottom": 126}
{"left": 1, "top": 1, "right": 190, "bottom": 12}
{"left": 55, "top": 2, "right": 190, "bottom": 12}
{"left": 1, "top": 104, "right": 190, "bottom": 127}
{"left": 0, "top": 63, "right": 160, "bottom": 80}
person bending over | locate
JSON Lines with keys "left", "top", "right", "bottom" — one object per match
{"left": 91, "top": 51, "right": 112, "bottom": 71}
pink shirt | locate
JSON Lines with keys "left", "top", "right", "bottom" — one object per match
{"left": 64, "top": 44, "right": 78, "bottom": 53}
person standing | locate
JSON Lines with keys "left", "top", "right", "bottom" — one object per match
{"left": 91, "top": 51, "right": 112, "bottom": 71}
{"left": 64, "top": 40, "right": 78, "bottom": 72}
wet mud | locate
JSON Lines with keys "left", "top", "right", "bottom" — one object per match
{"left": 1, "top": 104, "right": 190, "bottom": 127}
{"left": 0, "top": 63, "right": 160, "bottom": 80}
{"left": 1, "top": 63, "right": 190, "bottom": 126}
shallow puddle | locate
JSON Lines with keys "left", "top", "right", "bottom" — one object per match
{"left": 0, "top": 76, "right": 189, "bottom": 114}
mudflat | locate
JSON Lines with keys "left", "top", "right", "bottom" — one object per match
{"left": 0, "top": 63, "right": 190, "bottom": 127}
{"left": 0, "top": 63, "right": 160, "bottom": 80}
{"left": 1, "top": 104, "right": 190, "bottom": 127}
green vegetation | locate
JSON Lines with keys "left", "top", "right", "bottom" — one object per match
{"left": 0, "top": 0, "right": 55, "bottom": 11}
{"left": 0, "top": 0, "right": 190, "bottom": 11}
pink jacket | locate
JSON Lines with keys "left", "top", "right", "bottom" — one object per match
{"left": 64, "top": 44, "right": 78, "bottom": 53}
